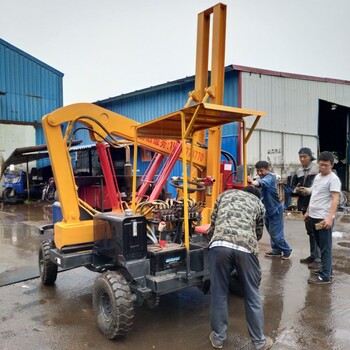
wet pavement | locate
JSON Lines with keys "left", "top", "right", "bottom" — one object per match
{"left": 0, "top": 202, "right": 350, "bottom": 350}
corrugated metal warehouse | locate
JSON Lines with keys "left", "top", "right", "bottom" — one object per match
{"left": 0, "top": 38, "right": 63, "bottom": 165}
{"left": 94, "top": 65, "right": 350, "bottom": 190}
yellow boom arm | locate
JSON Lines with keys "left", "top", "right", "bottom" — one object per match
{"left": 42, "top": 3, "right": 265, "bottom": 250}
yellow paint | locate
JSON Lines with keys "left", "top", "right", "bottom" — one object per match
{"left": 54, "top": 221, "right": 94, "bottom": 249}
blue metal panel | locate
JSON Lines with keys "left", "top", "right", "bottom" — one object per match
{"left": 0, "top": 39, "right": 63, "bottom": 125}
{"left": 36, "top": 126, "right": 51, "bottom": 168}
{"left": 222, "top": 69, "right": 239, "bottom": 137}
{"left": 97, "top": 80, "right": 195, "bottom": 123}
{"left": 96, "top": 68, "right": 239, "bottom": 137}
{"left": 221, "top": 134, "right": 238, "bottom": 160}
{"left": 0, "top": 39, "right": 64, "bottom": 169}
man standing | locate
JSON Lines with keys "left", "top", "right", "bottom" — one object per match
{"left": 293, "top": 148, "right": 321, "bottom": 269}
{"left": 248, "top": 161, "right": 292, "bottom": 259}
{"left": 207, "top": 186, "right": 273, "bottom": 350}
{"left": 305, "top": 151, "right": 341, "bottom": 285}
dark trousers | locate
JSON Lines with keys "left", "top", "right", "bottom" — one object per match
{"left": 309, "top": 217, "right": 333, "bottom": 281}
{"left": 265, "top": 206, "right": 292, "bottom": 255}
{"left": 209, "top": 247, "right": 266, "bottom": 349}
{"left": 305, "top": 218, "right": 321, "bottom": 261}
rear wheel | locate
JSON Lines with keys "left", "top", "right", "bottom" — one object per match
{"left": 93, "top": 271, "right": 135, "bottom": 339}
{"left": 38, "top": 240, "right": 58, "bottom": 285}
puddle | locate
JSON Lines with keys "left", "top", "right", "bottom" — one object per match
{"left": 339, "top": 216, "right": 350, "bottom": 223}
{"left": 337, "top": 241, "right": 350, "bottom": 249}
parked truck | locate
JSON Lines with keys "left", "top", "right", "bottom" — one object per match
{"left": 38, "top": 3, "right": 265, "bottom": 340}
{"left": 2, "top": 165, "right": 44, "bottom": 203}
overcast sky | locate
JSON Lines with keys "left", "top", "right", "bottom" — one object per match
{"left": 1, "top": 0, "right": 349, "bottom": 105}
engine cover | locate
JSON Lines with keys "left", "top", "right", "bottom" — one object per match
{"left": 93, "top": 212, "right": 147, "bottom": 265}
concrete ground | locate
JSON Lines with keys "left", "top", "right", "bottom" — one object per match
{"left": 0, "top": 202, "right": 350, "bottom": 350}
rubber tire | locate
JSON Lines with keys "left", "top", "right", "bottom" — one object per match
{"left": 93, "top": 271, "right": 135, "bottom": 339}
{"left": 39, "top": 241, "right": 58, "bottom": 285}
{"left": 3, "top": 187, "right": 18, "bottom": 204}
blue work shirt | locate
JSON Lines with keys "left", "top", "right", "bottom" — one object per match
{"left": 256, "top": 173, "right": 281, "bottom": 217}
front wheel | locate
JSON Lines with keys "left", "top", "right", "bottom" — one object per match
{"left": 3, "top": 187, "right": 18, "bottom": 204}
{"left": 93, "top": 271, "right": 135, "bottom": 339}
{"left": 38, "top": 240, "right": 58, "bottom": 285}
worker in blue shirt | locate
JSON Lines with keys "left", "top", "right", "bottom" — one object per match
{"left": 248, "top": 160, "right": 293, "bottom": 259}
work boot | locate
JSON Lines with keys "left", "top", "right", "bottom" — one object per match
{"left": 308, "top": 275, "right": 331, "bottom": 285}
{"left": 281, "top": 250, "right": 293, "bottom": 260}
{"left": 265, "top": 251, "right": 282, "bottom": 258}
{"left": 308, "top": 261, "right": 322, "bottom": 270}
{"left": 261, "top": 336, "right": 273, "bottom": 350}
{"left": 209, "top": 333, "right": 223, "bottom": 349}
{"left": 300, "top": 256, "right": 314, "bottom": 264}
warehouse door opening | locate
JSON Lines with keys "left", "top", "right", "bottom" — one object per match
{"left": 318, "top": 99, "right": 350, "bottom": 190}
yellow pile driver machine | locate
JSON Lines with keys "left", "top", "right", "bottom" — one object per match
{"left": 39, "top": 3, "right": 264, "bottom": 339}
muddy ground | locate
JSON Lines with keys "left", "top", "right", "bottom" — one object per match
{"left": 0, "top": 202, "right": 349, "bottom": 350}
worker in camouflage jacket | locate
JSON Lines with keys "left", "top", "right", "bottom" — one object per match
{"left": 207, "top": 186, "right": 273, "bottom": 350}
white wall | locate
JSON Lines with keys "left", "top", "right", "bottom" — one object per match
{"left": 241, "top": 72, "right": 350, "bottom": 176}
{"left": 0, "top": 123, "right": 36, "bottom": 192}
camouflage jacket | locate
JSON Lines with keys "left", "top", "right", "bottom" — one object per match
{"left": 207, "top": 189, "right": 265, "bottom": 257}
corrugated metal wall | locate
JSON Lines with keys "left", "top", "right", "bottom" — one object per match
{"left": 0, "top": 39, "right": 63, "bottom": 124}
{"left": 0, "top": 38, "right": 64, "bottom": 168}
{"left": 241, "top": 71, "right": 350, "bottom": 175}
{"left": 97, "top": 80, "right": 194, "bottom": 123}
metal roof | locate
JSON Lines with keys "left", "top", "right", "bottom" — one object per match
{"left": 231, "top": 64, "right": 350, "bottom": 86}
{"left": 1, "top": 140, "right": 82, "bottom": 176}
{"left": 95, "top": 64, "right": 350, "bottom": 106}
{"left": 0, "top": 38, "right": 64, "bottom": 124}
{"left": 0, "top": 38, "right": 63, "bottom": 76}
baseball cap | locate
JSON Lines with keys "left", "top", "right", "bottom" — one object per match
{"left": 298, "top": 147, "right": 315, "bottom": 160}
